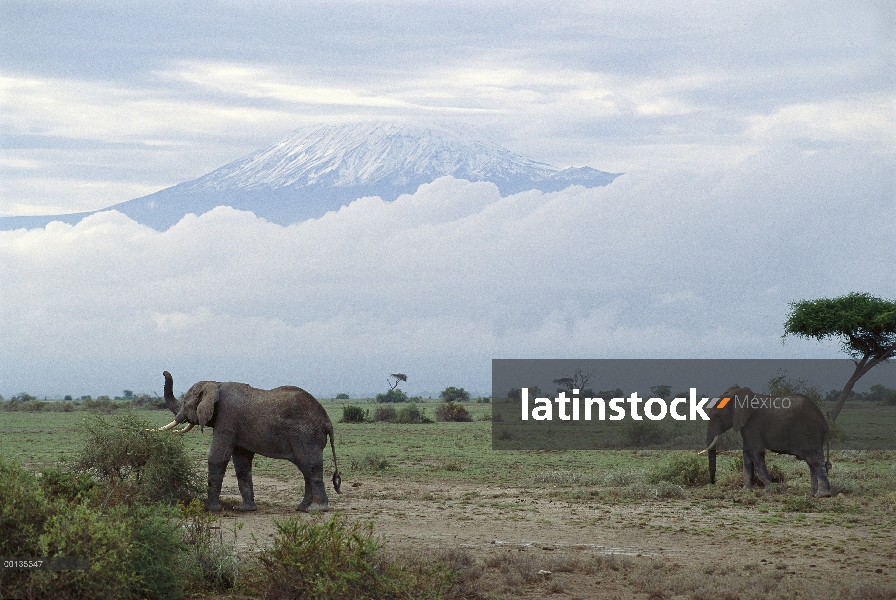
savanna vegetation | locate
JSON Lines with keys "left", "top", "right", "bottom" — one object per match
{"left": 2, "top": 393, "right": 896, "bottom": 599}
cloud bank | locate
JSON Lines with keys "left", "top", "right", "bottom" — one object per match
{"left": 2, "top": 143, "right": 893, "bottom": 397}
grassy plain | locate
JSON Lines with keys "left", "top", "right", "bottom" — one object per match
{"left": 2, "top": 400, "right": 896, "bottom": 598}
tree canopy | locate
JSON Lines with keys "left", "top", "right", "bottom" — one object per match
{"left": 784, "top": 292, "right": 896, "bottom": 421}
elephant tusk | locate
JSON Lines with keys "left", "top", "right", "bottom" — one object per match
{"left": 174, "top": 423, "right": 194, "bottom": 434}
{"left": 156, "top": 420, "right": 181, "bottom": 431}
{"left": 698, "top": 434, "right": 721, "bottom": 455}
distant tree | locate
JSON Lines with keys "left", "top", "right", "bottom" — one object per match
{"left": 553, "top": 370, "right": 594, "bottom": 397}
{"left": 784, "top": 292, "right": 896, "bottom": 421}
{"left": 388, "top": 373, "right": 407, "bottom": 391}
{"left": 335, "top": 393, "right": 350, "bottom": 400}
{"left": 439, "top": 387, "right": 471, "bottom": 402}
{"left": 649, "top": 385, "right": 672, "bottom": 400}
{"left": 122, "top": 390, "right": 134, "bottom": 399}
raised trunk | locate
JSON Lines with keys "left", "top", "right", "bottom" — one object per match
{"left": 163, "top": 371, "right": 183, "bottom": 418}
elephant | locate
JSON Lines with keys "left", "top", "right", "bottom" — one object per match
{"left": 700, "top": 386, "right": 831, "bottom": 498}
{"left": 157, "top": 371, "right": 341, "bottom": 512}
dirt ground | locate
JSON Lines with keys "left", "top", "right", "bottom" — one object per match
{"left": 211, "top": 474, "right": 895, "bottom": 599}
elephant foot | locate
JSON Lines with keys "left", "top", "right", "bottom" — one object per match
{"left": 297, "top": 501, "right": 329, "bottom": 513}
{"left": 205, "top": 501, "right": 223, "bottom": 512}
{"left": 814, "top": 490, "right": 832, "bottom": 499}
{"left": 236, "top": 501, "right": 257, "bottom": 512}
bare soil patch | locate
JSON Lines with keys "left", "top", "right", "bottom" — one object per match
{"left": 212, "top": 474, "right": 895, "bottom": 599}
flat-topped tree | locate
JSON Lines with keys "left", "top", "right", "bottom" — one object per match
{"left": 784, "top": 292, "right": 896, "bottom": 421}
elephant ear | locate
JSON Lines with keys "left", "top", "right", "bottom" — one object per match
{"left": 730, "top": 386, "right": 755, "bottom": 431}
{"left": 195, "top": 382, "right": 219, "bottom": 428}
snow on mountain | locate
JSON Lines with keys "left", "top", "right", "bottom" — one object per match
{"left": 0, "top": 122, "right": 622, "bottom": 231}
{"left": 186, "top": 122, "right": 557, "bottom": 191}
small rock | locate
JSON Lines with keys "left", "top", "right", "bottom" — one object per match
{"left": 537, "top": 570, "right": 552, "bottom": 581}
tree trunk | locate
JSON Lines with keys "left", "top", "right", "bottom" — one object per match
{"left": 829, "top": 354, "right": 893, "bottom": 421}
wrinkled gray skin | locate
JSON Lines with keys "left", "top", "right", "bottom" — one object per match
{"left": 706, "top": 386, "right": 831, "bottom": 498}
{"left": 162, "top": 371, "right": 341, "bottom": 512}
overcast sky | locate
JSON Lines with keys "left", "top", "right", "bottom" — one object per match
{"left": 1, "top": 1, "right": 894, "bottom": 397}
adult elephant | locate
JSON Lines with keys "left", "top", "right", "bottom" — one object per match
{"left": 700, "top": 386, "right": 831, "bottom": 498}
{"left": 157, "top": 371, "right": 341, "bottom": 512}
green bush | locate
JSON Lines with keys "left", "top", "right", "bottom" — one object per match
{"left": 373, "top": 406, "right": 397, "bottom": 422}
{"left": 435, "top": 402, "right": 472, "bottom": 423}
{"left": 0, "top": 456, "right": 190, "bottom": 600}
{"left": 647, "top": 453, "right": 710, "bottom": 487}
{"left": 341, "top": 405, "right": 367, "bottom": 423}
{"left": 621, "top": 420, "right": 667, "bottom": 447}
{"left": 179, "top": 499, "right": 239, "bottom": 593}
{"left": 259, "top": 515, "right": 458, "bottom": 600}
{"left": 375, "top": 389, "right": 408, "bottom": 403}
{"left": 396, "top": 403, "right": 429, "bottom": 424}
{"left": 0, "top": 455, "right": 48, "bottom": 558}
{"left": 38, "top": 466, "right": 96, "bottom": 504}
{"left": 129, "top": 504, "right": 189, "bottom": 600}
{"left": 72, "top": 412, "right": 204, "bottom": 507}
{"left": 32, "top": 503, "right": 135, "bottom": 599}
{"left": 439, "top": 386, "right": 471, "bottom": 402}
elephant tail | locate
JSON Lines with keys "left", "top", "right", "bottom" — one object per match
{"left": 327, "top": 423, "right": 342, "bottom": 494}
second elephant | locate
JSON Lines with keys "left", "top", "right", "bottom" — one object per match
{"left": 702, "top": 386, "right": 831, "bottom": 498}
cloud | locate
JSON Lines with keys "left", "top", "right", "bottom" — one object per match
{"left": 2, "top": 144, "right": 892, "bottom": 397}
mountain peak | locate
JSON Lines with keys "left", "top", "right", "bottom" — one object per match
{"left": 185, "top": 121, "right": 560, "bottom": 192}
{"left": 0, "top": 121, "right": 622, "bottom": 231}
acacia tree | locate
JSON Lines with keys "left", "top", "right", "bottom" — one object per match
{"left": 784, "top": 292, "right": 896, "bottom": 421}
{"left": 388, "top": 373, "right": 407, "bottom": 391}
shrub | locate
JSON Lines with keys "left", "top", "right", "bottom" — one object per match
{"left": 72, "top": 412, "right": 204, "bottom": 506}
{"left": 0, "top": 457, "right": 190, "bottom": 600}
{"left": 647, "top": 453, "right": 710, "bottom": 487}
{"left": 435, "top": 402, "right": 472, "bottom": 422}
{"left": 129, "top": 503, "right": 189, "bottom": 600}
{"left": 439, "top": 386, "right": 471, "bottom": 402}
{"left": 259, "top": 515, "right": 458, "bottom": 600}
{"left": 0, "top": 455, "right": 48, "bottom": 558}
{"left": 396, "top": 404, "right": 429, "bottom": 424}
{"left": 375, "top": 388, "right": 408, "bottom": 403}
{"left": 38, "top": 466, "right": 96, "bottom": 504}
{"left": 621, "top": 420, "right": 667, "bottom": 446}
{"left": 341, "top": 405, "right": 367, "bottom": 423}
{"left": 373, "top": 406, "right": 397, "bottom": 423}
{"left": 179, "top": 499, "right": 239, "bottom": 593}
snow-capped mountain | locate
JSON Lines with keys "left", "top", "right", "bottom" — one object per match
{"left": 0, "top": 122, "right": 622, "bottom": 231}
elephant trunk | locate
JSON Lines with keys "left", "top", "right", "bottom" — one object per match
{"left": 699, "top": 432, "right": 722, "bottom": 484}
{"left": 163, "top": 371, "right": 183, "bottom": 418}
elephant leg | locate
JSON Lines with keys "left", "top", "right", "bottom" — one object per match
{"left": 232, "top": 447, "right": 257, "bottom": 511}
{"left": 752, "top": 450, "right": 773, "bottom": 488}
{"left": 807, "top": 452, "right": 832, "bottom": 498}
{"left": 206, "top": 430, "right": 236, "bottom": 512}
{"left": 742, "top": 449, "right": 755, "bottom": 490}
{"left": 293, "top": 444, "right": 329, "bottom": 513}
